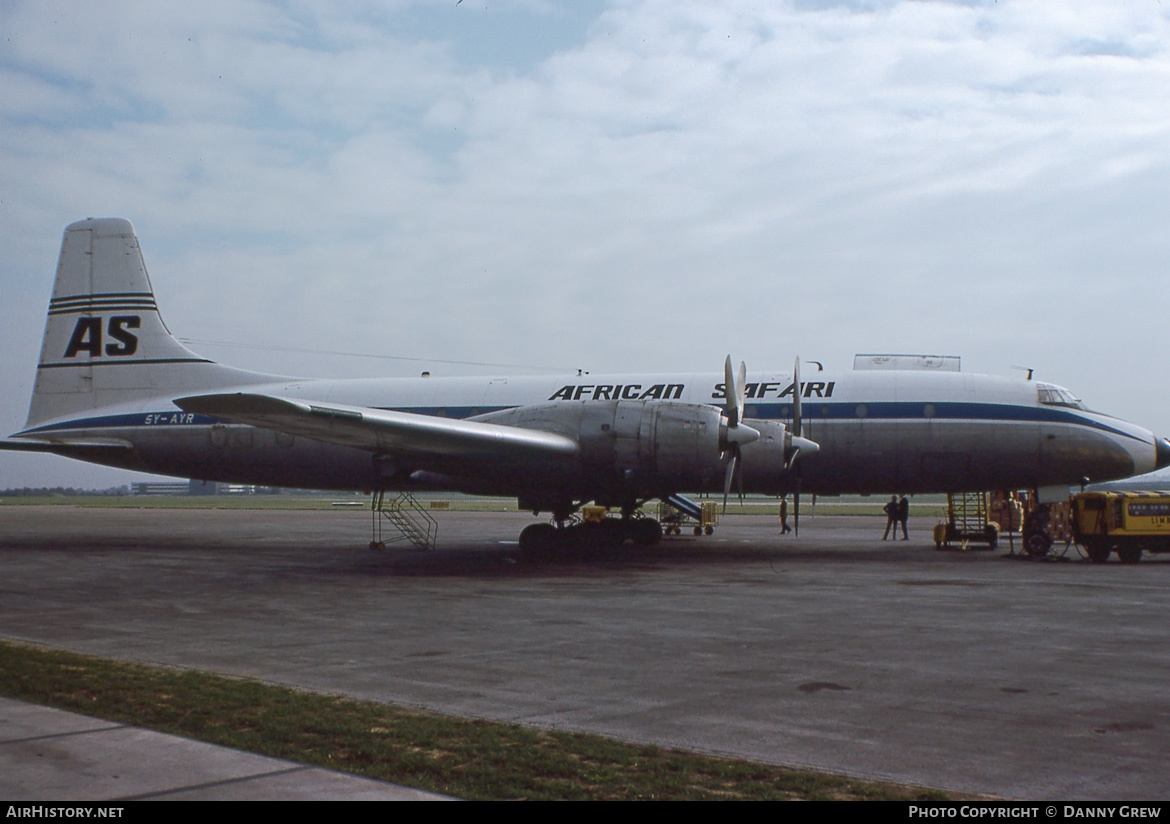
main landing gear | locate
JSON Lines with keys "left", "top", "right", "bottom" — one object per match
{"left": 517, "top": 514, "right": 663, "bottom": 556}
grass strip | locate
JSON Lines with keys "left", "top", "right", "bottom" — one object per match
{"left": 0, "top": 640, "right": 953, "bottom": 801}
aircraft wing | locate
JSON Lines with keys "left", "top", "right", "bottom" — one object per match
{"left": 175, "top": 393, "right": 580, "bottom": 465}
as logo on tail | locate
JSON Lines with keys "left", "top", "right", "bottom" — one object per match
{"left": 62, "top": 316, "right": 141, "bottom": 358}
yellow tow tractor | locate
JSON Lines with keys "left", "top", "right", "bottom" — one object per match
{"left": 1070, "top": 490, "right": 1170, "bottom": 564}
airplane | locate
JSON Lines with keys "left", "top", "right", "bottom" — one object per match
{"left": 3, "top": 218, "right": 1169, "bottom": 553}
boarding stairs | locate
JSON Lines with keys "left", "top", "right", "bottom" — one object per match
{"left": 949, "top": 492, "right": 989, "bottom": 536}
{"left": 371, "top": 490, "right": 438, "bottom": 551}
{"left": 937, "top": 491, "right": 996, "bottom": 550}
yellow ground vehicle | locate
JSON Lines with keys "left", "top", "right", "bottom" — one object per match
{"left": 656, "top": 500, "right": 718, "bottom": 536}
{"left": 1070, "top": 490, "right": 1170, "bottom": 564}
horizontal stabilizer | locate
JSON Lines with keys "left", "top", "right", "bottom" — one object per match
{"left": 0, "top": 437, "right": 132, "bottom": 454}
{"left": 175, "top": 393, "right": 580, "bottom": 463}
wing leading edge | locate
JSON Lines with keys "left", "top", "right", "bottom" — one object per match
{"left": 175, "top": 393, "right": 580, "bottom": 466}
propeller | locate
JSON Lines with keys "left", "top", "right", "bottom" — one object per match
{"left": 721, "top": 355, "right": 760, "bottom": 513}
{"left": 787, "top": 356, "right": 821, "bottom": 536}
{"left": 792, "top": 356, "right": 803, "bottom": 535}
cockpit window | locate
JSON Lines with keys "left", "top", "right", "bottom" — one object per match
{"left": 1036, "top": 383, "right": 1085, "bottom": 410}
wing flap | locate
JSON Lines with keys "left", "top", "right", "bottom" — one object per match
{"left": 175, "top": 393, "right": 579, "bottom": 463}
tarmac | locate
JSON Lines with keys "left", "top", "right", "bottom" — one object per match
{"left": 2, "top": 505, "right": 1169, "bottom": 800}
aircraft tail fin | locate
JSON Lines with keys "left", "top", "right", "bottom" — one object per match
{"left": 25, "top": 218, "right": 266, "bottom": 429}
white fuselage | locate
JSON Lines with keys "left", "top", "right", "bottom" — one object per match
{"left": 18, "top": 366, "right": 1160, "bottom": 498}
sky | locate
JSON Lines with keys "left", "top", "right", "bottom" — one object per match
{"left": 2, "top": 0, "right": 1168, "bottom": 488}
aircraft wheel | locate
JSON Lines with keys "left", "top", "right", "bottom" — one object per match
{"left": 519, "top": 523, "right": 558, "bottom": 556}
{"left": 704, "top": 525, "right": 713, "bottom": 535}
{"left": 369, "top": 541, "right": 385, "bottom": 551}
{"left": 633, "top": 518, "right": 662, "bottom": 546}
{"left": 1023, "top": 530, "right": 1052, "bottom": 558}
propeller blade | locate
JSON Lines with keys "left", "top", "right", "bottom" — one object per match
{"left": 737, "top": 360, "right": 747, "bottom": 422}
{"left": 792, "top": 356, "right": 803, "bottom": 438}
{"left": 724, "top": 356, "right": 739, "bottom": 428}
{"left": 737, "top": 452, "right": 745, "bottom": 503}
{"left": 721, "top": 356, "right": 758, "bottom": 444}
{"left": 790, "top": 357, "right": 812, "bottom": 537}
{"left": 720, "top": 356, "right": 758, "bottom": 513}
{"left": 722, "top": 450, "right": 737, "bottom": 513}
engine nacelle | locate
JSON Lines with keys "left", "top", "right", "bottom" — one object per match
{"left": 739, "top": 417, "right": 795, "bottom": 494}
{"left": 475, "top": 400, "right": 743, "bottom": 500}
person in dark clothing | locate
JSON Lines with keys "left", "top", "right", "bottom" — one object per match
{"left": 779, "top": 496, "right": 792, "bottom": 534}
{"left": 882, "top": 496, "right": 898, "bottom": 540}
{"left": 897, "top": 495, "right": 909, "bottom": 540}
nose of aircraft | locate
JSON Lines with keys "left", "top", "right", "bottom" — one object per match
{"left": 1156, "top": 436, "right": 1170, "bottom": 471}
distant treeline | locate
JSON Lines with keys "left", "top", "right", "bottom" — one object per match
{"left": 0, "top": 486, "right": 131, "bottom": 497}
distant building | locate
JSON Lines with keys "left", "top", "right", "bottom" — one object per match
{"left": 128, "top": 481, "right": 306, "bottom": 496}
{"left": 131, "top": 482, "right": 190, "bottom": 496}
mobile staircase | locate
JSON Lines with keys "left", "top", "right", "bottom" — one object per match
{"left": 934, "top": 491, "right": 998, "bottom": 550}
{"left": 370, "top": 490, "right": 438, "bottom": 551}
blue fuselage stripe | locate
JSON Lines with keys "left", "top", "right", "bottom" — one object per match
{"left": 18, "top": 401, "right": 1143, "bottom": 444}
